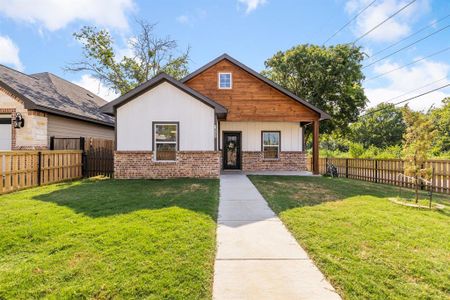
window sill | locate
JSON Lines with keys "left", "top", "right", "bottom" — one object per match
{"left": 262, "top": 158, "right": 280, "bottom": 162}
{"left": 152, "top": 160, "right": 177, "bottom": 164}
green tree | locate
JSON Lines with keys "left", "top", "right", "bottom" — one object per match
{"left": 402, "top": 107, "right": 436, "bottom": 203}
{"left": 262, "top": 44, "right": 367, "bottom": 138}
{"left": 350, "top": 103, "right": 406, "bottom": 148}
{"left": 66, "top": 20, "right": 190, "bottom": 95}
{"left": 430, "top": 97, "right": 450, "bottom": 155}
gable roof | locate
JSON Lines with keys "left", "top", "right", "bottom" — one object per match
{"left": 101, "top": 73, "right": 228, "bottom": 117}
{"left": 181, "top": 53, "right": 331, "bottom": 120}
{"left": 0, "top": 64, "right": 114, "bottom": 126}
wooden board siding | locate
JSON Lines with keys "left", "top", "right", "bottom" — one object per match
{"left": 184, "top": 59, "right": 319, "bottom": 122}
{"left": 47, "top": 114, "right": 114, "bottom": 142}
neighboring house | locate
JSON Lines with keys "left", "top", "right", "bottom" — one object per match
{"left": 0, "top": 64, "right": 114, "bottom": 150}
{"left": 102, "top": 54, "right": 329, "bottom": 178}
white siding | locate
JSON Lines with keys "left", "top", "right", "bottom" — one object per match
{"left": 116, "top": 82, "right": 216, "bottom": 151}
{"left": 47, "top": 114, "right": 114, "bottom": 141}
{"left": 220, "top": 121, "right": 303, "bottom": 151}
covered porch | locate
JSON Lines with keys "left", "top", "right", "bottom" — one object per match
{"left": 218, "top": 119, "right": 322, "bottom": 175}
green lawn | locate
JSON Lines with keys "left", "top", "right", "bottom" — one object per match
{"left": 0, "top": 178, "right": 219, "bottom": 299}
{"left": 248, "top": 176, "right": 450, "bottom": 300}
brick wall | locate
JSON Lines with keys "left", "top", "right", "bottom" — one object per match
{"left": 114, "top": 151, "right": 221, "bottom": 179}
{"left": 242, "top": 151, "right": 307, "bottom": 172}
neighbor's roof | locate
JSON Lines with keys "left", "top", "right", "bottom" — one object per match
{"left": 181, "top": 53, "right": 331, "bottom": 120}
{"left": 101, "top": 73, "right": 228, "bottom": 117}
{"left": 0, "top": 64, "right": 114, "bottom": 126}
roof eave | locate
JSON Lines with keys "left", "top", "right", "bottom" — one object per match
{"left": 0, "top": 80, "right": 39, "bottom": 110}
{"left": 34, "top": 105, "right": 114, "bottom": 127}
{"left": 102, "top": 73, "right": 228, "bottom": 116}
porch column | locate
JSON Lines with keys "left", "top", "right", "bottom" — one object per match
{"left": 312, "top": 120, "right": 319, "bottom": 175}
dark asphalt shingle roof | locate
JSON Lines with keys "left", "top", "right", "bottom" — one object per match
{"left": 0, "top": 64, "right": 114, "bottom": 126}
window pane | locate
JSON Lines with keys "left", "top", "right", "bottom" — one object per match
{"left": 219, "top": 73, "right": 231, "bottom": 88}
{"left": 263, "top": 132, "right": 279, "bottom": 146}
{"left": 156, "top": 143, "right": 176, "bottom": 161}
{"left": 155, "top": 124, "right": 177, "bottom": 142}
{"left": 263, "top": 146, "right": 279, "bottom": 159}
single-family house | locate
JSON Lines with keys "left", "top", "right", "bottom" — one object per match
{"left": 0, "top": 64, "right": 114, "bottom": 150}
{"left": 102, "top": 54, "right": 329, "bottom": 178}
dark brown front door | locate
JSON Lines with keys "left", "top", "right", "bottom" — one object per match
{"left": 223, "top": 132, "right": 241, "bottom": 170}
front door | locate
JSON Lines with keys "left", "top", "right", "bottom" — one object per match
{"left": 223, "top": 132, "right": 241, "bottom": 170}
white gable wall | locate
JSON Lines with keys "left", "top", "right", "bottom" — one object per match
{"left": 116, "top": 82, "right": 216, "bottom": 151}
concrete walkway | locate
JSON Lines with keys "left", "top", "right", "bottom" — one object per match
{"left": 213, "top": 173, "right": 341, "bottom": 300}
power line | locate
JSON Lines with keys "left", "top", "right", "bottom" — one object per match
{"left": 369, "top": 13, "right": 450, "bottom": 58}
{"left": 323, "top": 0, "right": 378, "bottom": 45}
{"left": 361, "top": 83, "right": 450, "bottom": 116}
{"left": 362, "top": 24, "right": 450, "bottom": 69}
{"left": 365, "top": 46, "right": 450, "bottom": 81}
{"left": 382, "top": 77, "right": 448, "bottom": 103}
{"left": 352, "top": 0, "right": 417, "bottom": 44}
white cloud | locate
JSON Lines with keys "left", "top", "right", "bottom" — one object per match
{"left": 0, "top": 35, "right": 23, "bottom": 71}
{"left": 0, "top": 0, "right": 135, "bottom": 31}
{"left": 176, "top": 9, "right": 207, "bottom": 25}
{"left": 238, "top": 0, "right": 267, "bottom": 14}
{"left": 365, "top": 59, "right": 450, "bottom": 111}
{"left": 346, "top": 0, "right": 430, "bottom": 42}
{"left": 176, "top": 15, "right": 190, "bottom": 25}
{"left": 73, "top": 74, "right": 119, "bottom": 101}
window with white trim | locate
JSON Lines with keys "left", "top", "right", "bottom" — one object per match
{"left": 154, "top": 123, "right": 178, "bottom": 161}
{"left": 262, "top": 131, "right": 280, "bottom": 159}
{"left": 218, "top": 73, "right": 232, "bottom": 89}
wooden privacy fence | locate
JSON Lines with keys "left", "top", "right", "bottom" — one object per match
{"left": 83, "top": 148, "right": 114, "bottom": 178}
{"left": 307, "top": 157, "right": 450, "bottom": 194}
{"left": 50, "top": 137, "right": 114, "bottom": 178}
{"left": 0, "top": 150, "right": 82, "bottom": 194}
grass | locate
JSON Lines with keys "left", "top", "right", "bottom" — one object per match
{"left": 248, "top": 175, "right": 450, "bottom": 300}
{"left": 0, "top": 178, "right": 219, "bottom": 299}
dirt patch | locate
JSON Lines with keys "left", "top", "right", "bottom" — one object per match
{"left": 290, "top": 183, "right": 339, "bottom": 202}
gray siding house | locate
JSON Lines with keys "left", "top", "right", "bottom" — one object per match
{"left": 0, "top": 64, "right": 114, "bottom": 150}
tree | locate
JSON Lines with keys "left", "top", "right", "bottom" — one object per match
{"left": 66, "top": 20, "right": 190, "bottom": 95}
{"left": 402, "top": 107, "right": 436, "bottom": 203}
{"left": 350, "top": 103, "right": 406, "bottom": 148}
{"left": 430, "top": 97, "right": 450, "bottom": 155}
{"left": 262, "top": 44, "right": 367, "bottom": 139}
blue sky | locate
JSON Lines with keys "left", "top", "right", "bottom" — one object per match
{"left": 0, "top": 0, "right": 449, "bottom": 110}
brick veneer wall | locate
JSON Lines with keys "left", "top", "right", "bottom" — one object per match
{"left": 242, "top": 151, "right": 307, "bottom": 172}
{"left": 115, "top": 151, "right": 221, "bottom": 179}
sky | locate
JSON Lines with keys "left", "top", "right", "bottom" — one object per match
{"left": 0, "top": 0, "right": 449, "bottom": 111}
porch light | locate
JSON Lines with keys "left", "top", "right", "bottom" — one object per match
{"left": 14, "top": 112, "right": 25, "bottom": 129}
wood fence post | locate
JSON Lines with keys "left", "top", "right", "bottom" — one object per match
{"left": 345, "top": 159, "right": 349, "bottom": 178}
{"left": 49, "top": 136, "right": 55, "bottom": 150}
{"left": 375, "top": 160, "right": 378, "bottom": 183}
{"left": 37, "top": 151, "right": 42, "bottom": 186}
